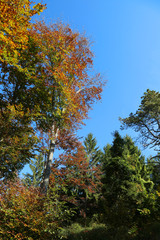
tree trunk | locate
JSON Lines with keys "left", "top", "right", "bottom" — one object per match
{"left": 40, "top": 124, "right": 58, "bottom": 194}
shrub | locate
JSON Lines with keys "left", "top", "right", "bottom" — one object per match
{"left": 59, "top": 222, "right": 109, "bottom": 240}
{"left": 0, "top": 179, "right": 60, "bottom": 239}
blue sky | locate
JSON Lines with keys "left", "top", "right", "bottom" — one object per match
{"left": 23, "top": 0, "right": 160, "bottom": 175}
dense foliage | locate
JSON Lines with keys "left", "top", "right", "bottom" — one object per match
{"left": 0, "top": 0, "right": 45, "bottom": 68}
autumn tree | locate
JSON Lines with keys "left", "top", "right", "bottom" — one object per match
{"left": 0, "top": 21, "right": 104, "bottom": 192}
{"left": 39, "top": 23, "right": 103, "bottom": 193}
{"left": 28, "top": 22, "right": 104, "bottom": 193}
{"left": 0, "top": 3, "right": 104, "bottom": 190}
{"left": 50, "top": 137, "right": 102, "bottom": 221}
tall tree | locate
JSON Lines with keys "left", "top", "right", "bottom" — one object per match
{"left": 82, "top": 133, "right": 103, "bottom": 218}
{"left": 101, "top": 132, "right": 154, "bottom": 238}
{"left": 30, "top": 22, "right": 104, "bottom": 193}
{"left": 120, "top": 89, "right": 160, "bottom": 155}
{"left": 0, "top": 19, "right": 104, "bottom": 190}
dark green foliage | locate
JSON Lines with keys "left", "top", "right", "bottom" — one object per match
{"left": 83, "top": 133, "right": 103, "bottom": 166}
{"left": 0, "top": 105, "right": 39, "bottom": 180}
{"left": 101, "top": 131, "right": 155, "bottom": 239}
{"left": 147, "top": 155, "right": 160, "bottom": 192}
{"left": 130, "top": 222, "right": 160, "bottom": 240}
{"left": 110, "top": 131, "right": 124, "bottom": 157}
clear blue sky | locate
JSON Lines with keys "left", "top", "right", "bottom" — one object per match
{"left": 23, "top": 0, "right": 160, "bottom": 175}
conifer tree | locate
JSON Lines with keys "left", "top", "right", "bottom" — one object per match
{"left": 23, "top": 153, "right": 44, "bottom": 187}
{"left": 83, "top": 133, "right": 103, "bottom": 166}
{"left": 101, "top": 132, "right": 155, "bottom": 238}
{"left": 82, "top": 133, "right": 103, "bottom": 218}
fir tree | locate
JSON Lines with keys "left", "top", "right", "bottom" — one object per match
{"left": 82, "top": 133, "right": 103, "bottom": 220}
{"left": 83, "top": 133, "right": 103, "bottom": 166}
{"left": 101, "top": 132, "right": 155, "bottom": 238}
{"left": 23, "top": 153, "right": 44, "bottom": 187}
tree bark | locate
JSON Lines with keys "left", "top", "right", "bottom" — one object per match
{"left": 40, "top": 124, "right": 58, "bottom": 194}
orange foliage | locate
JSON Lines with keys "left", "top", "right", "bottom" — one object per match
{"left": 0, "top": 179, "right": 59, "bottom": 239}
{"left": 0, "top": 0, "right": 45, "bottom": 67}
{"left": 0, "top": 18, "right": 104, "bottom": 192}
{"left": 29, "top": 21, "right": 104, "bottom": 132}
{"left": 0, "top": 19, "right": 104, "bottom": 151}
{"left": 50, "top": 140, "right": 102, "bottom": 207}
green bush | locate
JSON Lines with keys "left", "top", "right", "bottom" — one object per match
{"left": 59, "top": 222, "right": 109, "bottom": 240}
